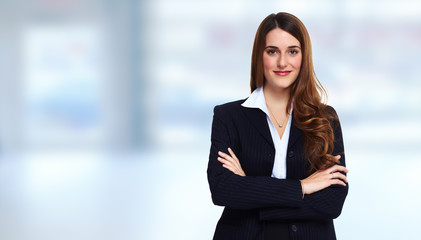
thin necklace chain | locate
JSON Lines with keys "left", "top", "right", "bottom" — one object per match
{"left": 266, "top": 103, "right": 289, "bottom": 128}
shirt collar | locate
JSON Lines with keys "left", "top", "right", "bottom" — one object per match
{"left": 241, "top": 87, "right": 270, "bottom": 116}
{"left": 242, "top": 87, "right": 294, "bottom": 116}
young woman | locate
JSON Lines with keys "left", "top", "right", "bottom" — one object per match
{"left": 207, "top": 12, "right": 349, "bottom": 240}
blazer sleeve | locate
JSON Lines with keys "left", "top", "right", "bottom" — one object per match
{"left": 207, "top": 105, "right": 303, "bottom": 210}
{"left": 259, "top": 109, "right": 349, "bottom": 220}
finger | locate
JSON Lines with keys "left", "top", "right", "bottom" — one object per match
{"left": 227, "top": 147, "right": 241, "bottom": 165}
{"left": 220, "top": 158, "right": 236, "bottom": 170}
{"left": 218, "top": 157, "right": 236, "bottom": 167}
{"left": 332, "top": 172, "right": 348, "bottom": 183}
{"left": 328, "top": 164, "right": 349, "bottom": 174}
{"left": 227, "top": 148, "right": 240, "bottom": 165}
{"left": 331, "top": 179, "right": 347, "bottom": 186}
{"left": 222, "top": 163, "right": 242, "bottom": 176}
{"left": 222, "top": 164, "right": 237, "bottom": 174}
{"left": 217, "top": 157, "right": 228, "bottom": 164}
{"left": 218, "top": 157, "right": 238, "bottom": 171}
{"left": 227, "top": 148, "right": 238, "bottom": 160}
{"left": 218, "top": 151, "right": 230, "bottom": 159}
{"left": 227, "top": 148, "right": 242, "bottom": 169}
{"left": 218, "top": 152, "right": 236, "bottom": 165}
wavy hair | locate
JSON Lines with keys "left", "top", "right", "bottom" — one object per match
{"left": 250, "top": 12, "right": 339, "bottom": 173}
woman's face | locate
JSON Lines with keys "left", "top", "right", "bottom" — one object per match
{"left": 262, "top": 28, "right": 302, "bottom": 91}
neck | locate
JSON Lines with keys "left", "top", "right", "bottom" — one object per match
{"left": 263, "top": 86, "right": 290, "bottom": 113}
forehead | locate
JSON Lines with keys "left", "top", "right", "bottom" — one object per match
{"left": 265, "top": 28, "right": 300, "bottom": 47}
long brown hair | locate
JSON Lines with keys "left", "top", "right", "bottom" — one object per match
{"left": 250, "top": 12, "right": 339, "bottom": 173}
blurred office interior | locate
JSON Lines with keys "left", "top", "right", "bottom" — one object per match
{"left": 0, "top": 0, "right": 420, "bottom": 239}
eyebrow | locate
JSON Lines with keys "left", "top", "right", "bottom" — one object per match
{"left": 265, "top": 45, "right": 301, "bottom": 49}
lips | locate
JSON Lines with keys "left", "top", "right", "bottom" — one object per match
{"left": 274, "top": 71, "right": 291, "bottom": 76}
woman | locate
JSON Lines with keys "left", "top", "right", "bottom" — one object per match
{"left": 207, "top": 12, "right": 349, "bottom": 240}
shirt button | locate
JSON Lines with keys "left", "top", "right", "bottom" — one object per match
{"left": 291, "top": 225, "right": 297, "bottom": 232}
{"left": 288, "top": 151, "right": 294, "bottom": 158}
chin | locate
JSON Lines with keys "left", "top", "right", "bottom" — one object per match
{"left": 274, "top": 80, "right": 295, "bottom": 90}
{"left": 265, "top": 76, "right": 297, "bottom": 91}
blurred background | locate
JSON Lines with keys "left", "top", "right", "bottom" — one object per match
{"left": 0, "top": 0, "right": 420, "bottom": 239}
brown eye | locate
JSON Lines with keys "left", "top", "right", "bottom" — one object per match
{"left": 266, "top": 49, "right": 277, "bottom": 55}
{"left": 289, "top": 49, "right": 299, "bottom": 55}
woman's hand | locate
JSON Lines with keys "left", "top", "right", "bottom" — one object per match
{"left": 300, "top": 155, "right": 349, "bottom": 195}
{"left": 217, "top": 148, "right": 246, "bottom": 176}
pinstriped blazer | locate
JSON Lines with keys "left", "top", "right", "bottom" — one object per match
{"left": 207, "top": 99, "right": 348, "bottom": 240}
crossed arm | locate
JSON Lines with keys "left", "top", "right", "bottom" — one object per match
{"left": 217, "top": 148, "right": 349, "bottom": 220}
{"left": 217, "top": 148, "right": 348, "bottom": 196}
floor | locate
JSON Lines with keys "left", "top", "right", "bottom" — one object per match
{"left": 1, "top": 147, "right": 420, "bottom": 240}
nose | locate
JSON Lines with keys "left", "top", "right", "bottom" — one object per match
{"left": 277, "top": 54, "right": 287, "bottom": 68}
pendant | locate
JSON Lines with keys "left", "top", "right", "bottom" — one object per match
{"left": 279, "top": 124, "right": 283, "bottom": 128}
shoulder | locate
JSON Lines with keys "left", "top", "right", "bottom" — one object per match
{"left": 323, "top": 105, "right": 343, "bottom": 133}
{"left": 322, "top": 104, "right": 339, "bottom": 120}
{"left": 212, "top": 99, "right": 249, "bottom": 126}
{"left": 324, "top": 104, "right": 337, "bottom": 114}
{"left": 213, "top": 99, "right": 247, "bottom": 115}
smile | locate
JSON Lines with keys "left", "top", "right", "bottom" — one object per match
{"left": 274, "top": 71, "right": 291, "bottom": 76}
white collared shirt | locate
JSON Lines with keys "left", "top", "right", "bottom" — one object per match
{"left": 241, "top": 87, "right": 292, "bottom": 179}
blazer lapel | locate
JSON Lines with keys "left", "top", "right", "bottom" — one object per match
{"left": 240, "top": 106, "right": 274, "bottom": 148}
{"left": 287, "top": 112, "right": 304, "bottom": 149}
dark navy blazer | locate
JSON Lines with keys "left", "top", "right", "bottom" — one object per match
{"left": 207, "top": 99, "right": 348, "bottom": 240}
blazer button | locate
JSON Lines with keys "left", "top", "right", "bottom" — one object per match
{"left": 288, "top": 151, "right": 294, "bottom": 158}
{"left": 291, "top": 225, "right": 297, "bottom": 232}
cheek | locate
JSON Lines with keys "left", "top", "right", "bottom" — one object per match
{"left": 263, "top": 55, "right": 274, "bottom": 70}
{"left": 292, "top": 55, "right": 302, "bottom": 70}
